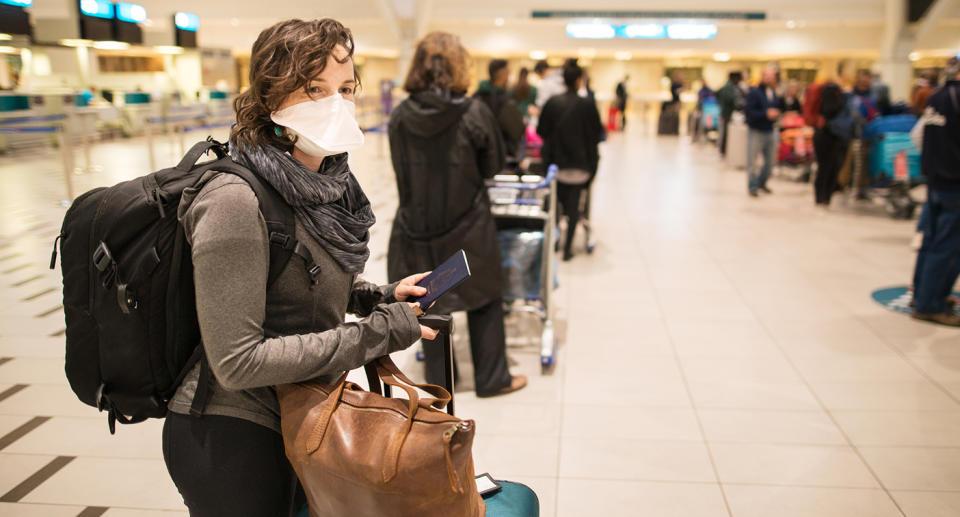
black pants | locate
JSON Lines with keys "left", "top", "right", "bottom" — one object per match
{"left": 557, "top": 183, "right": 585, "bottom": 255}
{"left": 163, "top": 413, "right": 305, "bottom": 517}
{"left": 813, "top": 128, "right": 848, "bottom": 205}
{"left": 422, "top": 299, "right": 511, "bottom": 397}
{"left": 720, "top": 116, "right": 730, "bottom": 156}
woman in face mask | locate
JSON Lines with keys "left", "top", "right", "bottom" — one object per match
{"left": 387, "top": 32, "right": 527, "bottom": 398}
{"left": 162, "top": 18, "right": 436, "bottom": 516}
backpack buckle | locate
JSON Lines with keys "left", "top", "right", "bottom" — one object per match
{"left": 93, "top": 242, "right": 114, "bottom": 272}
{"left": 269, "top": 232, "right": 292, "bottom": 248}
{"left": 307, "top": 264, "right": 322, "bottom": 278}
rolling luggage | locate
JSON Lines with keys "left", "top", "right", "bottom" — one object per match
{"left": 725, "top": 116, "right": 749, "bottom": 169}
{"left": 658, "top": 104, "right": 680, "bottom": 135}
{"left": 289, "top": 315, "right": 539, "bottom": 517}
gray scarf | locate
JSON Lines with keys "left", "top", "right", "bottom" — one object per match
{"left": 230, "top": 143, "right": 374, "bottom": 274}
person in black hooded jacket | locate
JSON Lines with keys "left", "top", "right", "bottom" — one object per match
{"left": 387, "top": 31, "right": 527, "bottom": 397}
{"left": 537, "top": 62, "right": 604, "bottom": 260}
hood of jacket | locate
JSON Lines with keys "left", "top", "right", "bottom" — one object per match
{"left": 396, "top": 90, "right": 473, "bottom": 138}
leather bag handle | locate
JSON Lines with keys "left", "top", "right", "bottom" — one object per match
{"left": 375, "top": 356, "right": 452, "bottom": 409}
{"left": 304, "top": 372, "right": 350, "bottom": 455}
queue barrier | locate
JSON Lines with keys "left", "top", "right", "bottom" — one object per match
{"left": 0, "top": 116, "right": 76, "bottom": 201}
{"left": 145, "top": 113, "right": 234, "bottom": 170}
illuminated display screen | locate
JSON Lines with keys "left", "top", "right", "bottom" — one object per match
{"left": 116, "top": 2, "right": 147, "bottom": 23}
{"left": 174, "top": 12, "right": 199, "bottom": 31}
{"left": 79, "top": 0, "right": 114, "bottom": 19}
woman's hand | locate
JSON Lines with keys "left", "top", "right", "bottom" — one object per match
{"left": 407, "top": 302, "right": 439, "bottom": 340}
{"left": 395, "top": 272, "right": 430, "bottom": 302}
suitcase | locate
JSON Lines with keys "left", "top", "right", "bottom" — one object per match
{"left": 868, "top": 132, "right": 922, "bottom": 182}
{"left": 863, "top": 114, "right": 918, "bottom": 140}
{"left": 295, "top": 315, "right": 540, "bottom": 517}
{"left": 725, "top": 118, "right": 749, "bottom": 169}
{"left": 658, "top": 104, "right": 680, "bottom": 135}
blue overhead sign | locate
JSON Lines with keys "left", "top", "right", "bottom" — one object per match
{"left": 617, "top": 24, "right": 667, "bottom": 39}
{"left": 174, "top": 12, "right": 199, "bottom": 32}
{"left": 0, "top": 0, "right": 33, "bottom": 7}
{"left": 116, "top": 2, "right": 147, "bottom": 24}
{"left": 78, "top": 0, "right": 114, "bottom": 19}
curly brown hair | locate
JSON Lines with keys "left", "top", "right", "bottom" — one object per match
{"left": 402, "top": 32, "right": 472, "bottom": 95}
{"left": 231, "top": 18, "right": 359, "bottom": 151}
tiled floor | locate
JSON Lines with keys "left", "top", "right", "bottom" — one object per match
{"left": 0, "top": 124, "right": 958, "bottom": 517}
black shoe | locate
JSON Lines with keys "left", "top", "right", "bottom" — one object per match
{"left": 749, "top": 190, "right": 759, "bottom": 198}
{"left": 759, "top": 186, "right": 772, "bottom": 194}
{"left": 563, "top": 249, "right": 574, "bottom": 261}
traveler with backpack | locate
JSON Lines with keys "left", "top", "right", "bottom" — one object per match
{"left": 910, "top": 57, "right": 960, "bottom": 326}
{"left": 474, "top": 59, "right": 526, "bottom": 166}
{"left": 717, "top": 71, "right": 745, "bottom": 156}
{"left": 804, "top": 66, "right": 854, "bottom": 207}
{"left": 120, "top": 19, "right": 432, "bottom": 516}
{"left": 387, "top": 32, "right": 528, "bottom": 399}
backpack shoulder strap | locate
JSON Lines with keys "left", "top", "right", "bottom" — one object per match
{"left": 200, "top": 158, "right": 297, "bottom": 289}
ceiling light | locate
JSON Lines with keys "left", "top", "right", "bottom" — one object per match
{"left": 529, "top": 50, "right": 547, "bottom": 60}
{"left": 59, "top": 39, "right": 94, "bottom": 47}
{"left": 0, "top": 34, "right": 11, "bottom": 41}
{"left": 615, "top": 51, "right": 633, "bottom": 61}
{"left": 909, "top": 52, "right": 920, "bottom": 61}
{"left": 93, "top": 41, "right": 131, "bottom": 50}
{"left": 494, "top": 18, "right": 505, "bottom": 27}
{"left": 566, "top": 23, "right": 616, "bottom": 39}
{"left": 154, "top": 45, "right": 184, "bottom": 55}
{"left": 666, "top": 24, "right": 718, "bottom": 40}
{"left": 578, "top": 48, "right": 596, "bottom": 58}
{"left": 618, "top": 23, "right": 665, "bottom": 39}
{"left": 0, "top": 46, "right": 19, "bottom": 54}
{"left": 713, "top": 52, "right": 731, "bottom": 62}
{"left": 786, "top": 20, "right": 796, "bottom": 29}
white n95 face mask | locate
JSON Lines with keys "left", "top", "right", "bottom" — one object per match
{"left": 270, "top": 93, "right": 364, "bottom": 158}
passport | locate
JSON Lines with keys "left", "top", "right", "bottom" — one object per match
{"left": 410, "top": 250, "right": 471, "bottom": 312}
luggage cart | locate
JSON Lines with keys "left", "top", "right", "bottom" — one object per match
{"left": 486, "top": 165, "right": 559, "bottom": 372}
{"left": 858, "top": 115, "right": 924, "bottom": 219}
{"left": 775, "top": 113, "right": 815, "bottom": 182}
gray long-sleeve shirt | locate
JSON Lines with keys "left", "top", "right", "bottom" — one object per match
{"left": 167, "top": 172, "right": 421, "bottom": 432}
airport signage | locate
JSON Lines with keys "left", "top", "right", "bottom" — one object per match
{"left": 174, "top": 12, "right": 199, "bottom": 32}
{"left": 79, "top": 0, "right": 114, "bottom": 19}
{"left": 566, "top": 22, "right": 718, "bottom": 40}
{"left": 116, "top": 2, "right": 147, "bottom": 24}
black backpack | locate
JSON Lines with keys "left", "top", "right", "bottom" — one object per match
{"left": 51, "top": 139, "right": 316, "bottom": 433}
{"left": 819, "top": 82, "right": 846, "bottom": 120}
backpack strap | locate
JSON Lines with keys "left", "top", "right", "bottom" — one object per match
{"left": 202, "top": 158, "right": 299, "bottom": 289}
{"left": 177, "top": 139, "right": 227, "bottom": 172}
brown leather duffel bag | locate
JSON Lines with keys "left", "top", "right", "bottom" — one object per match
{"left": 278, "top": 356, "right": 485, "bottom": 517}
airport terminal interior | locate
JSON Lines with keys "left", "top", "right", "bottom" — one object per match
{"left": 1, "top": 0, "right": 960, "bottom": 516}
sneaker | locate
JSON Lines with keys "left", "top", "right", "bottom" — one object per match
{"left": 759, "top": 186, "right": 773, "bottom": 194}
{"left": 912, "top": 311, "right": 960, "bottom": 327}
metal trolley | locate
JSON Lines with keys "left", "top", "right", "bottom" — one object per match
{"left": 485, "top": 165, "right": 560, "bottom": 372}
